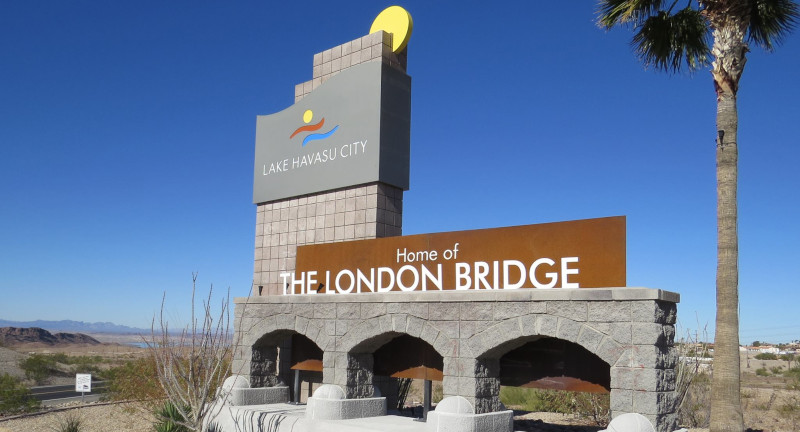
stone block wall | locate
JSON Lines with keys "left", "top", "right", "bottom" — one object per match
{"left": 232, "top": 288, "right": 680, "bottom": 432}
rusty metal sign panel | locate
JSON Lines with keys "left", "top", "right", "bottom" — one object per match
{"left": 286, "top": 216, "right": 625, "bottom": 295}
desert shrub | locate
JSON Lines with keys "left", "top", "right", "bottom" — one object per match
{"left": 0, "top": 372, "right": 40, "bottom": 415}
{"left": 500, "top": 386, "right": 571, "bottom": 412}
{"left": 146, "top": 276, "right": 233, "bottom": 432}
{"left": 105, "top": 356, "right": 164, "bottom": 405}
{"left": 755, "top": 353, "right": 778, "bottom": 360}
{"left": 755, "top": 367, "right": 770, "bottom": 376}
{"left": 678, "top": 372, "right": 710, "bottom": 428}
{"left": 778, "top": 399, "right": 800, "bottom": 431}
{"left": 572, "top": 392, "right": 610, "bottom": 426}
{"left": 49, "top": 353, "right": 70, "bottom": 364}
{"left": 784, "top": 366, "right": 800, "bottom": 382}
{"left": 432, "top": 381, "right": 443, "bottom": 404}
{"left": 780, "top": 372, "right": 800, "bottom": 430}
{"left": 49, "top": 411, "right": 83, "bottom": 432}
{"left": 19, "top": 354, "right": 58, "bottom": 385}
{"left": 154, "top": 401, "right": 190, "bottom": 432}
{"left": 499, "top": 386, "right": 609, "bottom": 426}
{"left": 770, "top": 366, "right": 784, "bottom": 375}
{"left": 66, "top": 356, "right": 104, "bottom": 377}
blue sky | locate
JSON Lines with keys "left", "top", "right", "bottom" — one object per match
{"left": 1, "top": 2, "right": 798, "bottom": 343}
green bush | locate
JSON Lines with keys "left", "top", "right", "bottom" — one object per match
{"left": 784, "top": 366, "right": 800, "bottom": 381}
{"left": 50, "top": 411, "right": 83, "bottom": 432}
{"left": 499, "top": 386, "right": 609, "bottom": 426}
{"left": 105, "top": 357, "right": 164, "bottom": 404}
{"left": 19, "top": 354, "right": 57, "bottom": 385}
{"left": 755, "top": 352, "right": 778, "bottom": 360}
{"left": 755, "top": 367, "right": 770, "bottom": 376}
{"left": 0, "top": 373, "right": 40, "bottom": 415}
{"left": 153, "top": 401, "right": 190, "bottom": 432}
{"left": 49, "top": 353, "right": 70, "bottom": 364}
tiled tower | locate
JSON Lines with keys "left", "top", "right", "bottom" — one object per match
{"left": 253, "top": 30, "right": 408, "bottom": 296}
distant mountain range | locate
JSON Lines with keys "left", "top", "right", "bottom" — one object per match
{"left": 0, "top": 327, "right": 101, "bottom": 347}
{"left": 0, "top": 319, "right": 149, "bottom": 334}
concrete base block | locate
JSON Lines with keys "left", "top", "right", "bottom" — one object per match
{"left": 230, "top": 386, "right": 290, "bottom": 406}
{"left": 425, "top": 396, "right": 512, "bottom": 432}
{"left": 306, "top": 396, "right": 387, "bottom": 420}
{"left": 425, "top": 410, "right": 513, "bottom": 432}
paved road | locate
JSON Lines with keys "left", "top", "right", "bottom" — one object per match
{"left": 30, "top": 381, "right": 107, "bottom": 405}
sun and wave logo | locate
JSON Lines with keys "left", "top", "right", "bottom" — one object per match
{"left": 290, "top": 109, "right": 339, "bottom": 147}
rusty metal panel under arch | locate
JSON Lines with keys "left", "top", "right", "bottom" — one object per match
{"left": 289, "top": 333, "right": 323, "bottom": 372}
{"left": 499, "top": 337, "right": 610, "bottom": 393}
{"left": 373, "top": 334, "right": 444, "bottom": 381}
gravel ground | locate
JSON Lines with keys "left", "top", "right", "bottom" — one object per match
{"left": 0, "top": 347, "right": 26, "bottom": 381}
{"left": 0, "top": 402, "right": 155, "bottom": 432}
{"left": 513, "top": 412, "right": 603, "bottom": 431}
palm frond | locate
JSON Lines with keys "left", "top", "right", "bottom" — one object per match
{"left": 632, "top": 6, "right": 711, "bottom": 72}
{"left": 597, "top": 0, "right": 667, "bottom": 28}
{"left": 748, "top": 0, "right": 799, "bottom": 50}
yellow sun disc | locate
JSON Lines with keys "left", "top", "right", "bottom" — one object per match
{"left": 369, "top": 6, "right": 413, "bottom": 53}
{"left": 303, "top": 109, "right": 313, "bottom": 123}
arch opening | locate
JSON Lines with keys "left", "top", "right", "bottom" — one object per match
{"left": 498, "top": 337, "right": 610, "bottom": 393}
{"left": 250, "top": 330, "right": 323, "bottom": 401}
{"left": 373, "top": 334, "right": 443, "bottom": 381}
{"left": 347, "top": 332, "right": 444, "bottom": 410}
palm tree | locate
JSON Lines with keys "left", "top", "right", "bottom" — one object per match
{"left": 597, "top": 1, "right": 797, "bottom": 431}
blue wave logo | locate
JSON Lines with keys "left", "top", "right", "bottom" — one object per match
{"left": 290, "top": 109, "right": 339, "bottom": 147}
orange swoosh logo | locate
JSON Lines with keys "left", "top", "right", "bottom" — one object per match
{"left": 290, "top": 118, "right": 325, "bottom": 139}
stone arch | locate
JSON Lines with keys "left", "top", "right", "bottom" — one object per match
{"left": 240, "top": 313, "right": 331, "bottom": 352}
{"left": 337, "top": 314, "right": 455, "bottom": 402}
{"left": 461, "top": 314, "right": 623, "bottom": 414}
{"left": 339, "top": 314, "right": 456, "bottom": 358}
{"left": 244, "top": 314, "right": 329, "bottom": 394}
{"left": 465, "top": 314, "right": 622, "bottom": 365}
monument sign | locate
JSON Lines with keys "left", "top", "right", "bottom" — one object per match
{"left": 227, "top": 7, "right": 680, "bottom": 432}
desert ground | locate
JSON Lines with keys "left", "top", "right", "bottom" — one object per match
{"left": 1, "top": 342, "right": 798, "bottom": 432}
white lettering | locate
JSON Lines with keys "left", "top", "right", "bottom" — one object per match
{"left": 335, "top": 270, "right": 355, "bottom": 294}
{"left": 377, "top": 267, "right": 395, "bottom": 292}
{"left": 357, "top": 268, "right": 375, "bottom": 293}
{"left": 396, "top": 248, "right": 438, "bottom": 263}
{"left": 503, "top": 260, "right": 526, "bottom": 289}
{"left": 396, "top": 265, "right": 419, "bottom": 292}
{"left": 280, "top": 272, "right": 292, "bottom": 295}
{"left": 474, "top": 261, "right": 491, "bottom": 290}
{"left": 530, "top": 258, "right": 557, "bottom": 289}
{"left": 561, "top": 257, "right": 580, "bottom": 288}
{"left": 307, "top": 271, "right": 318, "bottom": 295}
{"left": 455, "top": 263, "right": 471, "bottom": 290}
{"left": 421, "top": 264, "right": 443, "bottom": 291}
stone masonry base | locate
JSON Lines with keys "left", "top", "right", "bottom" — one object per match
{"left": 233, "top": 288, "right": 680, "bottom": 432}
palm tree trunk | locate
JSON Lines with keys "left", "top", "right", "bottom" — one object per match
{"left": 710, "top": 88, "right": 743, "bottom": 432}
{"left": 709, "top": 18, "right": 746, "bottom": 432}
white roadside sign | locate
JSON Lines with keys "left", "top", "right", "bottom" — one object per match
{"left": 75, "top": 374, "right": 92, "bottom": 393}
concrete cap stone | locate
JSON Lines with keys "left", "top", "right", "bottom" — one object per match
{"left": 313, "top": 384, "right": 346, "bottom": 400}
{"left": 435, "top": 396, "right": 475, "bottom": 414}
{"left": 221, "top": 375, "right": 249, "bottom": 390}
{"left": 601, "top": 413, "right": 655, "bottom": 432}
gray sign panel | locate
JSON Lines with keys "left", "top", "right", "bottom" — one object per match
{"left": 253, "top": 61, "right": 411, "bottom": 203}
